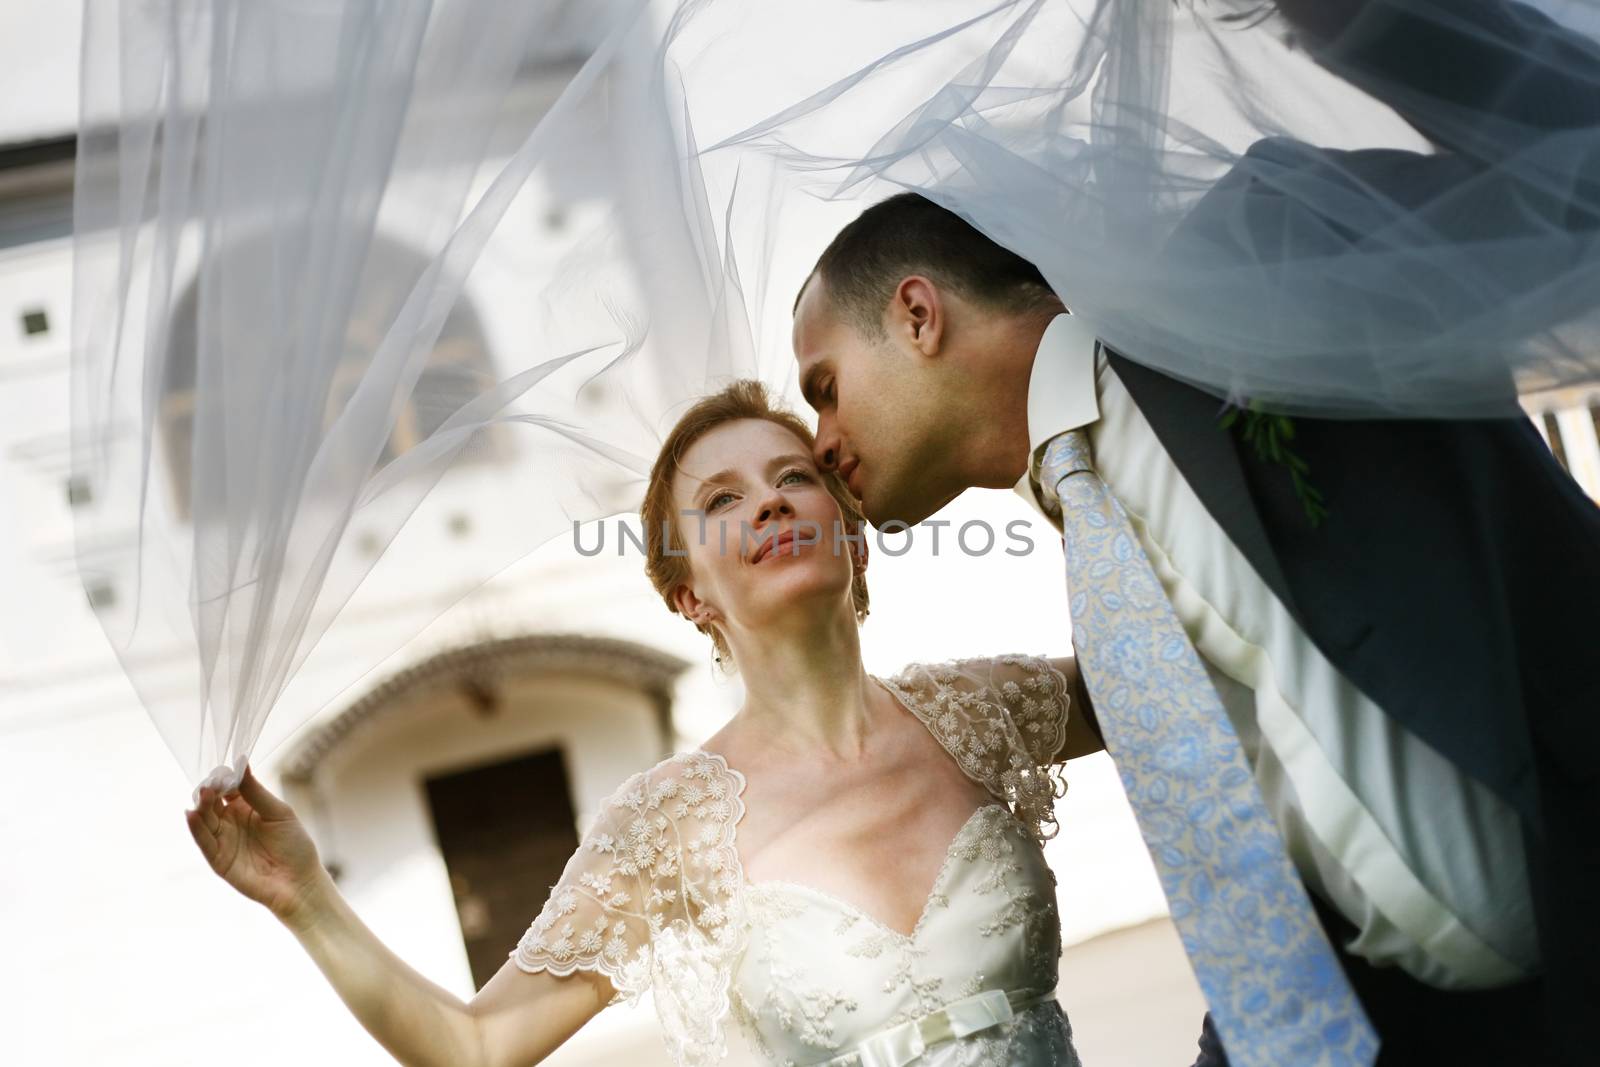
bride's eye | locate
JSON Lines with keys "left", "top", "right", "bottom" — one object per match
{"left": 778, "top": 469, "right": 810, "bottom": 487}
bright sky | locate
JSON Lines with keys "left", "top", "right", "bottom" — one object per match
{"left": 0, "top": 7, "right": 80, "bottom": 145}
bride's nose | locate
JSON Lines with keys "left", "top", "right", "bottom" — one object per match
{"left": 755, "top": 492, "right": 795, "bottom": 525}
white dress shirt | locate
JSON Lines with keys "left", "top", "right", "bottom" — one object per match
{"left": 1018, "top": 314, "right": 1539, "bottom": 990}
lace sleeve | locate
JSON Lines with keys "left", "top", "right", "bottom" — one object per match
{"left": 985, "top": 653, "right": 1073, "bottom": 767}
{"left": 881, "top": 654, "right": 1071, "bottom": 842}
{"left": 510, "top": 751, "right": 748, "bottom": 1065}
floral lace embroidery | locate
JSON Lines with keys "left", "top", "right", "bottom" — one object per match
{"left": 879, "top": 653, "right": 1072, "bottom": 843}
{"left": 511, "top": 656, "right": 1077, "bottom": 1067}
{"left": 510, "top": 751, "right": 747, "bottom": 1066}
{"left": 737, "top": 804, "right": 1069, "bottom": 1063}
{"left": 740, "top": 885, "right": 865, "bottom": 1059}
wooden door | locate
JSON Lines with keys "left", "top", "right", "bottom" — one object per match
{"left": 425, "top": 746, "right": 581, "bottom": 990}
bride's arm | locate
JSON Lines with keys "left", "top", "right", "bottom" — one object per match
{"left": 1046, "top": 656, "right": 1103, "bottom": 761}
{"left": 283, "top": 872, "right": 611, "bottom": 1067}
{"left": 188, "top": 770, "right": 609, "bottom": 1067}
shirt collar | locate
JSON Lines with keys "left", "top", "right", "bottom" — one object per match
{"left": 1026, "top": 312, "right": 1101, "bottom": 453}
{"left": 1012, "top": 313, "right": 1102, "bottom": 513}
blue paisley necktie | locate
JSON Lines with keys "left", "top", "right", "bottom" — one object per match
{"left": 1039, "top": 428, "right": 1377, "bottom": 1067}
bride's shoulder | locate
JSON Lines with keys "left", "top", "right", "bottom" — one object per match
{"left": 882, "top": 652, "right": 1068, "bottom": 706}
{"left": 587, "top": 749, "right": 746, "bottom": 830}
{"left": 883, "top": 655, "right": 1073, "bottom": 841}
{"left": 881, "top": 653, "right": 1072, "bottom": 763}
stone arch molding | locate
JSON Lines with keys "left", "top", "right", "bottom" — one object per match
{"left": 281, "top": 633, "right": 688, "bottom": 786}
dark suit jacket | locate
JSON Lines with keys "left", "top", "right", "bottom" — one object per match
{"left": 1107, "top": 349, "right": 1600, "bottom": 1062}
{"left": 1103, "top": 2, "right": 1600, "bottom": 1060}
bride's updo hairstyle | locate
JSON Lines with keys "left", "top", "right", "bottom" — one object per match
{"left": 642, "top": 379, "right": 870, "bottom": 668}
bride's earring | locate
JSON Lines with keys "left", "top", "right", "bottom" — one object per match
{"left": 690, "top": 608, "right": 727, "bottom": 671}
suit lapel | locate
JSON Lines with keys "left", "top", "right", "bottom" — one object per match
{"left": 1104, "top": 349, "right": 1299, "bottom": 616}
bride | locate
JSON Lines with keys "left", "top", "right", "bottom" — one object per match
{"left": 186, "top": 379, "right": 1103, "bottom": 1067}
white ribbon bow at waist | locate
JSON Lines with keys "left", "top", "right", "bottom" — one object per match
{"left": 818, "top": 988, "right": 1057, "bottom": 1067}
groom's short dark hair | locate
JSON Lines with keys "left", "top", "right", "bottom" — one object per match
{"left": 799, "top": 192, "right": 1059, "bottom": 338}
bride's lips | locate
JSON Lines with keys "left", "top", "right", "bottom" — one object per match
{"left": 751, "top": 529, "right": 800, "bottom": 564}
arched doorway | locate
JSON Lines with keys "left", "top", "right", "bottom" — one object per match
{"left": 280, "top": 634, "right": 687, "bottom": 989}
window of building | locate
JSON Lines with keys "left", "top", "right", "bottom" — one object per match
{"left": 65, "top": 475, "right": 92, "bottom": 508}
{"left": 20, "top": 308, "right": 49, "bottom": 336}
{"left": 85, "top": 580, "right": 116, "bottom": 611}
{"left": 425, "top": 746, "right": 580, "bottom": 991}
{"left": 159, "top": 235, "right": 500, "bottom": 518}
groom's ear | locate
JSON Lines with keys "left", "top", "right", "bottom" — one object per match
{"left": 892, "top": 275, "right": 944, "bottom": 359}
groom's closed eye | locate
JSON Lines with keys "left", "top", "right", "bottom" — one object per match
{"left": 800, "top": 367, "right": 833, "bottom": 412}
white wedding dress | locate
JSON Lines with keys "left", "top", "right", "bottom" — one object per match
{"left": 511, "top": 655, "right": 1083, "bottom": 1067}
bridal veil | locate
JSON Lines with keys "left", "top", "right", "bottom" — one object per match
{"left": 69, "top": 0, "right": 1600, "bottom": 786}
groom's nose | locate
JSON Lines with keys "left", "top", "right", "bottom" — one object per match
{"left": 814, "top": 423, "right": 840, "bottom": 471}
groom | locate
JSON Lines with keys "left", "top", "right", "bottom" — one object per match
{"left": 791, "top": 2, "right": 1600, "bottom": 1064}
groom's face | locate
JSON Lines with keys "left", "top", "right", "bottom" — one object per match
{"left": 792, "top": 277, "right": 961, "bottom": 528}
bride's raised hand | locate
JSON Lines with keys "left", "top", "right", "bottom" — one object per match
{"left": 185, "top": 765, "right": 329, "bottom": 925}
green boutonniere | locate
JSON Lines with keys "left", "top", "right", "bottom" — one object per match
{"left": 1218, "top": 399, "right": 1329, "bottom": 529}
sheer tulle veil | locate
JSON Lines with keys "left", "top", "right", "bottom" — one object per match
{"left": 69, "top": 0, "right": 1600, "bottom": 791}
